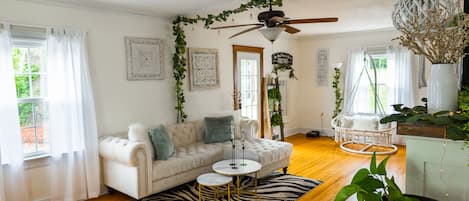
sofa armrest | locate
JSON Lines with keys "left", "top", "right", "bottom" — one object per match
{"left": 240, "top": 118, "right": 260, "bottom": 140}
{"left": 99, "top": 136, "right": 149, "bottom": 166}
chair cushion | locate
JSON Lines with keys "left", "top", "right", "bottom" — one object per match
{"left": 149, "top": 125, "right": 175, "bottom": 160}
{"left": 128, "top": 123, "right": 154, "bottom": 160}
{"left": 351, "top": 116, "right": 379, "bottom": 130}
{"left": 152, "top": 143, "right": 223, "bottom": 181}
{"left": 222, "top": 139, "right": 292, "bottom": 165}
{"left": 204, "top": 116, "right": 233, "bottom": 144}
{"left": 165, "top": 123, "right": 197, "bottom": 147}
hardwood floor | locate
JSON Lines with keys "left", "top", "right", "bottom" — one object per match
{"left": 90, "top": 134, "right": 406, "bottom": 201}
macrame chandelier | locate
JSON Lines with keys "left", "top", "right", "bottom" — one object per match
{"left": 392, "top": 0, "right": 462, "bottom": 31}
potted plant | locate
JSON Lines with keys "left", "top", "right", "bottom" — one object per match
{"left": 335, "top": 153, "right": 437, "bottom": 201}
{"left": 392, "top": 0, "right": 469, "bottom": 113}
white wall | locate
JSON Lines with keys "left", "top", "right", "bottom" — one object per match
{"left": 295, "top": 29, "right": 426, "bottom": 135}
{"left": 183, "top": 11, "right": 302, "bottom": 135}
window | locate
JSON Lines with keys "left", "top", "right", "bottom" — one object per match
{"left": 12, "top": 40, "right": 49, "bottom": 157}
{"left": 352, "top": 52, "right": 389, "bottom": 114}
{"left": 240, "top": 58, "right": 260, "bottom": 120}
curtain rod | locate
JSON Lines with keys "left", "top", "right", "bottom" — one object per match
{"left": 0, "top": 20, "right": 86, "bottom": 33}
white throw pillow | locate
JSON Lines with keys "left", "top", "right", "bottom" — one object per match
{"left": 351, "top": 116, "right": 379, "bottom": 130}
{"left": 128, "top": 123, "right": 154, "bottom": 159}
{"left": 340, "top": 116, "right": 354, "bottom": 128}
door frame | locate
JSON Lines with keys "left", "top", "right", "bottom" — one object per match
{"left": 232, "top": 45, "right": 264, "bottom": 135}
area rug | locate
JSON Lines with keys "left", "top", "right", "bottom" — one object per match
{"left": 142, "top": 173, "right": 322, "bottom": 201}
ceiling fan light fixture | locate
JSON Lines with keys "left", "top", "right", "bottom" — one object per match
{"left": 259, "top": 27, "right": 285, "bottom": 42}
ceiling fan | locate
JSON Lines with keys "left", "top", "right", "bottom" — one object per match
{"left": 211, "top": 0, "right": 339, "bottom": 42}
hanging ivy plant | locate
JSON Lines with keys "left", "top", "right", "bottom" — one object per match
{"left": 171, "top": 0, "right": 283, "bottom": 123}
{"left": 332, "top": 67, "right": 343, "bottom": 119}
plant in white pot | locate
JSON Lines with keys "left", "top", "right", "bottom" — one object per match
{"left": 392, "top": 0, "right": 469, "bottom": 113}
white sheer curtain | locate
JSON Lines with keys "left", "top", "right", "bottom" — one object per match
{"left": 387, "top": 46, "right": 415, "bottom": 144}
{"left": 386, "top": 46, "right": 415, "bottom": 113}
{"left": 343, "top": 48, "right": 366, "bottom": 114}
{"left": 0, "top": 24, "right": 29, "bottom": 201}
{"left": 46, "top": 27, "right": 100, "bottom": 200}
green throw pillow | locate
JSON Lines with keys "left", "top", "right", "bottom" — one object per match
{"left": 149, "top": 125, "right": 175, "bottom": 160}
{"left": 204, "top": 115, "right": 234, "bottom": 144}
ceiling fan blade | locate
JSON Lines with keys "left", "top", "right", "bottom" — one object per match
{"left": 285, "top": 17, "right": 339, "bottom": 24}
{"left": 229, "top": 25, "right": 264, "bottom": 39}
{"left": 281, "top": 24, "right": 301, "bottom": 34}
{"left": 211, "top": 23, "right": 263, "bottom": 30}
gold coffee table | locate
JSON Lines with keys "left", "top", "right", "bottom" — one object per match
{"left": 197, "top": 173, "right": 232, "bottom": 201}
{"left": 212, "top": 159, "right": 262, "bottom": 200}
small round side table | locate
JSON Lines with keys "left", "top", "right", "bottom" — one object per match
{"left": 197, "top": 173, "right": 232, "bottom": 201}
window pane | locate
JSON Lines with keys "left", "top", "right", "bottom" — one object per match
{"left": 18, "top": 102, "right": 34, "bottom": 127}
{"left": 15, "top": 75, "right": 31, "bottom": 98}
{"left": 31, "top": 74, "right": 43, "bottom": 97}
{"left": 20, "top": 101, "right": 49, "bottom": 156}
{"left": 29, "top": 47, "right": 46, "bottom": 73}
{"left": 12, "top": 47, "right": 28, "bottom": 74}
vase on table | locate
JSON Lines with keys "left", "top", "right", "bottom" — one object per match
{"left": 427, "top": 64, "right": 458, "bottom": 113}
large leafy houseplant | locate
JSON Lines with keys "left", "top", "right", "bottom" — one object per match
{"left": 335, "top": 153, "right": 419, "bottom": 201}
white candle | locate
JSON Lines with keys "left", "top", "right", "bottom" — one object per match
{"left": 230, "top": 121, "right": 234, "bottom": 140}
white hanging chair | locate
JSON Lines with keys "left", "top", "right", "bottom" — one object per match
{"left": 332, "top": 53, "right": 398, "bottom": 155}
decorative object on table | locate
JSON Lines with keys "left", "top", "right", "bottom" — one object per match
{"left": 210, "top": 0, "right": 339, "bottom": 42}
{"left": 331, "top": 62, "right": 343, "bottom": 119}
{"left": 125, "top": 37, "right": 164, "bottom": 81}
{"left": 267, "top": 52, "right": 297, "bottom": 141}
{"left": 240, "top": 128, "right": 247, "bottom": 166}
{"left": 392, "top": 0, "right": 469, "bottom": 113}
{"left": 316, "top": 48, "right": 329, "bottom": 86}
{"left": 229, "top": 120, "right": 237, "bottom": 169}
{"left": 142, "top": 173, "right": 322, "bottom": 201}
{"left": 335, "top": 152, "right": 436, "bottom": 201}
{"left": 187, "top": 48, "right": 220, "bottom": 91}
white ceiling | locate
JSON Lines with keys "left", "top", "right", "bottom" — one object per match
{"left": 30, "top": 0, "right": 396, "bottom": 36}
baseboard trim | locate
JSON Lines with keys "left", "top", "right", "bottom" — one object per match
{"left": 287, "top": 128, "right": 335, "bottom": 138}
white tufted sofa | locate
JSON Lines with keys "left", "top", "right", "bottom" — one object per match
{"left": 99, "top": 118, "right": 293, "bottom": 199}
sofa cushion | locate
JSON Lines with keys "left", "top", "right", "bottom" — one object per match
{"left": 128, "top": 123, "right": 154, "bottom": 160}
{"left": 152, "top": 143, "right": 223, "bottom": 181}
{"left": 222, "top": 139, "right": 292, "bottom": 165}
{"left": 149, "top": 125, "right": 175, "bottom": 160}
{"left": 166, "top": 123, "right": 197, "bottom": 148}
{"left": 204, "top": 116, "right": 233, "bottom": 144}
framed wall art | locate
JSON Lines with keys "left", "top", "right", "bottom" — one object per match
{"left": 125, "top": 37, "right": 164, "bottom": 80}
{"left": 316, "top": 48, "right": 329, "bottom": 86}
{"left": 188, "top": 48, "right": 220, "bottom": 90}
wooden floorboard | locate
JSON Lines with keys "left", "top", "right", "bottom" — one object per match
{"left": 89, "top": 134, "right": 406, "bottom": 201}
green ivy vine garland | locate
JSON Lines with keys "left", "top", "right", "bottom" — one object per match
{"left": 332, "top": 67, "right": 343, "bottom": 119}
{"left": 172, "top": 0, "right": 283, "bottom": 123}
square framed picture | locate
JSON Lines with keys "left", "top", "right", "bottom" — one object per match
{"left": 188, "top": 48, "right": 220, "bottom": 90}
{"left": 125, "top": 37, "right": 164, "bottom": 80}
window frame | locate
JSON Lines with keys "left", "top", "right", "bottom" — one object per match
{"left": 12, "top": 38, "right": 50, "bottom": 159}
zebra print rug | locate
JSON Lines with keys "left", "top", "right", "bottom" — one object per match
{"left": 142, "top": 173, "right": 322, "bottom": 201}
